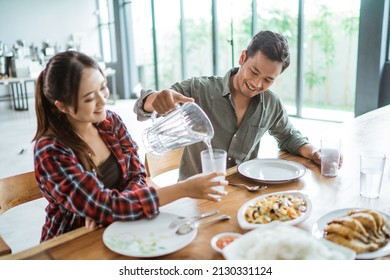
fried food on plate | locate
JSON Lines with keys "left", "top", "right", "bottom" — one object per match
{"left": 331, "top": 216, "right": 369, "bottom": 237}
{"left": 325, "top": 233, "right": 379, "bottom": 254}
{"left": 348, "top": 209, "right": 390, "bottom": 238}
{"left": 323, "top": 208, "right": 390, "bottom": 254}
{"left": 324, "top": 223, "right": 368, "bottom": 243}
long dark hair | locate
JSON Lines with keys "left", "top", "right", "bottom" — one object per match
{"left": 33, "top": 51, "right": 104, "bottom": 172}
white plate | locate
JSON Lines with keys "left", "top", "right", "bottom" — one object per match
{"left": 237, "top": 190, "right": 312, "bottom": 230}
{"left": 238, "top": 159, "right": 306, "bottom": 183}
{"left": 102, "top": 212, "right": 197, "bottom": 258}
{"left": 223, "top": 224, "right": 356, "bottom": 260}
{"left": 210, "top": 232, "right": 242, "bottom": 253}
{"left": 312, "top": 208, "right": 390, "bottom": 259}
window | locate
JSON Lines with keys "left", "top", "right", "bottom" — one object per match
{"left": 154, "top": 0, "right": 182, "bottom": 89}
{"left": 302, "top": 0, "right": 359, "bottom": 120}
{"left": 255, "top": 0, "right": 299, "bottom": 116}
{"left": 388, "top": 3, "right": 390, "bottom": 61}
{"left": 131, "top": 0, "right": 155, "bottom": 89}
{"left": 123, "top": 0, "right": 360, "bottom": 122}
{"left": 217, "top": 0, "right": 253, "bottom": 75}
{"left": 97, "top": 0, "right": 116, "bottom": 63}
{"left": 183, "top": 0, "right": 213, "bottom": 78}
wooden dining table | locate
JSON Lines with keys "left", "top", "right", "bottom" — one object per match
{"left": 2, "top": 105, "right": 390, "bottom": 260}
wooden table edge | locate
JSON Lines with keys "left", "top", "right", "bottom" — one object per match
{"left": 0, "top": 227, "right": 98, "bottom": 260}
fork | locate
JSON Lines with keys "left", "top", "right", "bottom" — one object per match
{"left": 229, "top": 182, "right": 267, "bottom": 192}
{"left": 175, "top": 214, "right": 231, "bottom": 235}
{"left": 168, "top": 209, "right": 219, "bottom": 229}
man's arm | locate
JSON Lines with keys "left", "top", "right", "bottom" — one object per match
{"left": 144, "top": 89, "right": 194, "bottom": 114}
{"left": 299, "top": 143, "right": 343, "bottom": 168}
{"left": 133, "top": 88, "right": 194, "bottom": 121}
{"left": 298, "top": 143, "right": 321, "bottom": 164}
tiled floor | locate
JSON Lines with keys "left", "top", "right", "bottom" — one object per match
{"left": 0, "top": 96, "right": 342, "bottom": 254}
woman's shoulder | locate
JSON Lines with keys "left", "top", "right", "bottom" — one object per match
{"left": 35, "top": 135, "right": 63, "bottom": 147}
{"left": 34, "top": 136, "right": 75, "bottom": 159}
{"left": 34, "top": 135, "right": 65, "bottom": 148}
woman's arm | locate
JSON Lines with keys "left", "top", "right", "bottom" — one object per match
{"left": 156, "top": 172, "right": 228, "bottom": 205}
{"left": 34, "top": 137, "right": 159, "bottom": 225}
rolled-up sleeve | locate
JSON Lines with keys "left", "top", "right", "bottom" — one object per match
{"left": 133, "top": 89, "right": 155, "bottom": 121}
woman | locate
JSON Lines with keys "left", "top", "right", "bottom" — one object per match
{"left": 33, "top": 51, "right": 226, "bottom": 242}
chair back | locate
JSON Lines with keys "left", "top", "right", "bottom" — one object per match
{"left": 0, "top": 171, "right": 42, "bottom": 215}
{"left": 144, "top": 146, "right": 184, "bottom": 178}
{"left": 0, "top": 171, "right": 43, "bottom": 256}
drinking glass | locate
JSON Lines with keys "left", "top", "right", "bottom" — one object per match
{"left": 360, "top": 151, "right": 386, "bottom": 199}
{"left": 320, "top": 139, "right": 341, "bottom": 177}
{"left": 201, "top": 149, "right": 227, "bottom": 199}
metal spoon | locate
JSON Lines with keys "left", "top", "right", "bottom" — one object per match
{"left": 176, "top": 214, "right": 231, "bottom": 235}
{"left": 229, "top": 182, "right": 267, "bottom": 192}
{"left": 168, "top": 209, "right": 219, "bottom": 229}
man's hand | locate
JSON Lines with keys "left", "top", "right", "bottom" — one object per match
{"left": 145, "top": 89, "right": 194, "bottom": 114}
{"left": 300, "top": 144, "right": 343, "bottom": 169}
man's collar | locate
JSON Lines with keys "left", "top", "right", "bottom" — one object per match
{"left": 222, "top": 67, "right": 239, "bottom": 97}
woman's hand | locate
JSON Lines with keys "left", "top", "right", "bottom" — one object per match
{"left": 156, "top": 172, "right": 228, "bottom": 206}
{"left": 85, "top": 217, "right": 99, "bottom": 229}
{"left": 180, "top": 172, "right": 228, "bottom": 201}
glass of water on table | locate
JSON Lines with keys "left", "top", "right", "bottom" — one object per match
{"left": 320, "top": 138, "right": 341, "bottom": 177}
{"left": 201, "top": 149, "right": 227, "bottom": 199}
{"left": 360, "top": 151, "right": 386, "bottom": 199}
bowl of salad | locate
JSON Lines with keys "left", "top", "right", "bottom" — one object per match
{"left": 237, "top": 190, "right": 312, "bottom": 230}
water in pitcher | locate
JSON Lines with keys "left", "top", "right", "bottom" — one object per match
{"left": 143, "top": 102, "right": 214, "bottom": 156}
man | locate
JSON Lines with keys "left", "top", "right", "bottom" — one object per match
{"left": 134, "top": 30, "right": 323, "bottom": 180}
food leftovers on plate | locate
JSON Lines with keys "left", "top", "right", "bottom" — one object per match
{"left": 323, "top": 209, "right": 390, "bottom": 254}
{"left": 223, "top": 224, "right": 355, "bottom": 260}
{"left": 245, "top": 193, "right": 307, "bottom": 224}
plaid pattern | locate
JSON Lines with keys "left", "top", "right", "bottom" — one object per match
{"left": 34, "top": 110, "right": 159, "bottom": 241}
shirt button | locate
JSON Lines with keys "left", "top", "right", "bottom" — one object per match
{"left": 228, "top": 157, "right": 232, "bottom": 161}
{"left": 233, "top": 134, "right": 237, "bottom": 137}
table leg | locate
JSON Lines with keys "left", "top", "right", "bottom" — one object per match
{"left": 10, "top": 82, "right": 28, "bottom": 111}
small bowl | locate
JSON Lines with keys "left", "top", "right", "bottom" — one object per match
{"left": 210, "top": 232, "right": 242, "bottom": 253}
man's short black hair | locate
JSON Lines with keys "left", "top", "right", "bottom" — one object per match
{"left": 245, "top": 30, "right": 290, "bottom": 73}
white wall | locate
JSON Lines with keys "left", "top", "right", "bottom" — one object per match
{"left": 0, "top": 0, "right": 100, "bottom": 99}
{"left": 0, "top": 0, "right": 99, "bottom": 55}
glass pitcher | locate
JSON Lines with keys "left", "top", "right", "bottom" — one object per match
{"left": 143, "top": 102, "right": 214, "bottom": 155}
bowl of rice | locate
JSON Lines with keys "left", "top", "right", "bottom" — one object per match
{"left": 222, "top": 224, "right": 356, "bottom": 260}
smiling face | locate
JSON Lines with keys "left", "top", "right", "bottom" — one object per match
{"left": 232, "top": 50, "right": 283, "bottom": 99}
{"left": 56, "top": 68, "right": 109, "bottom": 127}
